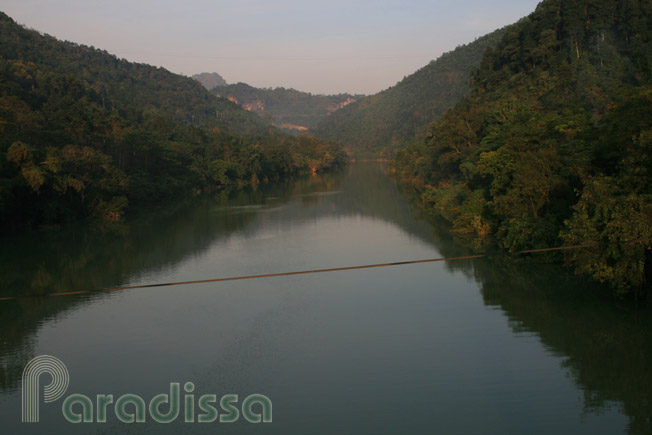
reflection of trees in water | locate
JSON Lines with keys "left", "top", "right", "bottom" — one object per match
{"left": 0, "top": 296, "right": 91, "bottom": 393}
{"left": 391, "top": 164, "right": 652, "bottom": 434}
{"left": 2, "top": 163, "right": 652, "bottom": 434}
{"left": 0, "top": 176, "right": 332, "bottom": 299}
{"left": 0, "top": 172, "right": 343, "bottom": 392}
{"left": 470, "top": 257, "right": 652, "bottom": 434}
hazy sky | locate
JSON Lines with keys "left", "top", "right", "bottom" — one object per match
{"left": 1, "top": 0, "right": 542, "bottom": 95}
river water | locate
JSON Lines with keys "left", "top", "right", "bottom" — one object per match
{"left": 1, "top": 163, "right": 651, "bottom": 434}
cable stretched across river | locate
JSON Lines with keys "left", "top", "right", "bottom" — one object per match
{"left": 1, "top": 238, "right": 650, "bottom": 302}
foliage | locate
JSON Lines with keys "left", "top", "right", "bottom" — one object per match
{"left": 394, "top": 0, "right": 652, "bottom": 294}
{"left": 313, "top": 29, "right": 506, "bottom": 158}
{"left": 0, "top": 12, "right": 347, "bottom": 230}
{"left": 0, "top": 13, "right": 274, "bottom": 136}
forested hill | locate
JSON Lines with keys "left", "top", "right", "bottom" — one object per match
{"left": 0, "top": 12, "right": 347, "bottom": 230}
{"left": 312, "top": 29, "right": 506, "bottom": 158}
{"left": 0, "top": 12, "right": 272, "bottom": 136}
{"left": 209, "top": 82, "right": 362, "bottom": 134}
{"left": 394, "top": 0, "right": 652, "bottom": 294}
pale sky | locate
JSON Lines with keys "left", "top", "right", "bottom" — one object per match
{"left": 1, "top": 0, "right": 541, "bottom": 95}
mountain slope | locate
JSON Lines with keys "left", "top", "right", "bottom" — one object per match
{"left": 312, "top": 29, "right": 506, "bottom": 157}
{"left": 0, "top": 12, "right": 347, "bottom": 230}
{"left": 210, "top": 82, "right": 361, "bottom": 134}
{"left": 394, "top": 0, "right": 652, "bottom": 294}
{"left": 0, "top": 12, "right": 273, "bottom": 136}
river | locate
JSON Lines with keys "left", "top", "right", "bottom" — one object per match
{"left": 1, "top": 163, "right": 651, "bottom": 434}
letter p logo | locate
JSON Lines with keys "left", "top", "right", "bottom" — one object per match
{"left": 22, "top": 355, "right": 70, "bottom": 423}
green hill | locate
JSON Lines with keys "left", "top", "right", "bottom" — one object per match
{"left": 312, "top": 29, "right": 506, "bottom": 158}
{"left": 394, "top": 0, "right": 652, "bottom": 294}
{"left": 0, "top": 13, "right": 273, "bottom": 136}
{"left": 0, "top": 12, "right": 347, "bottom": 230}
{"left": 210, "top": 82, "right": 362, "bottom": 134}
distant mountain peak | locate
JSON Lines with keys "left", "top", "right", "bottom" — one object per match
{"left": 192, "top": 72, "right": 228, "bottom": 90}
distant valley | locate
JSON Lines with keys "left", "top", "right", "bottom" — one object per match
{"left": 312, "top": 29, "right": 506, "bottom": 158}
{"left": 192, "top": 74, "right": 362, "bottom": 134}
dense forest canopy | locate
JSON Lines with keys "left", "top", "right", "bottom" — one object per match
{"left": 0, "top": 14, "right": 277, "bottom": 136}
{"left": 312, "top": 29, "right": 506, "bottom": 158}
{"left": 0, "top": 12, "right": 347, "bottom": 231}
{"left": 394, "top": 0, "right": 652, "bottom": 294}
{"left": 2, "top": 0, "right": 651, "bottom": 295}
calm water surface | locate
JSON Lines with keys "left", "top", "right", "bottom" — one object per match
{"left": 1, "top": 163, "right": 651, "bottom": 434}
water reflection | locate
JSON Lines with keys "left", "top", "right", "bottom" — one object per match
{"left": 471, "top": 257, "right": 652, "bottom": 434}
{"left": 394, "top": 173, "right": 652, "bottom": 434}
{"left": 0, "top": 173, "right": 343, "bottom": 392}
{"left": 0, "top": 163, "right": 651, "bottom": 433}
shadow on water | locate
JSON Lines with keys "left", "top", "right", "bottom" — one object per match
{"left": 1, "top": 163, "right": 651, "bottom": 433}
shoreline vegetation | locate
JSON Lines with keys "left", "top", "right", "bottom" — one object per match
{"left": 0, "top": 12, "right": 347, "bottom": 232}
{"left": 2, "top": 0, "right": 651, "bottom": 298}
{"left": 391, "top": 0, "right": 652, "bottom": 296}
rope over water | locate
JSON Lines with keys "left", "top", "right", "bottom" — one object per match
{"left": 1, "top": 238, "right": 650, "bottom": 302}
